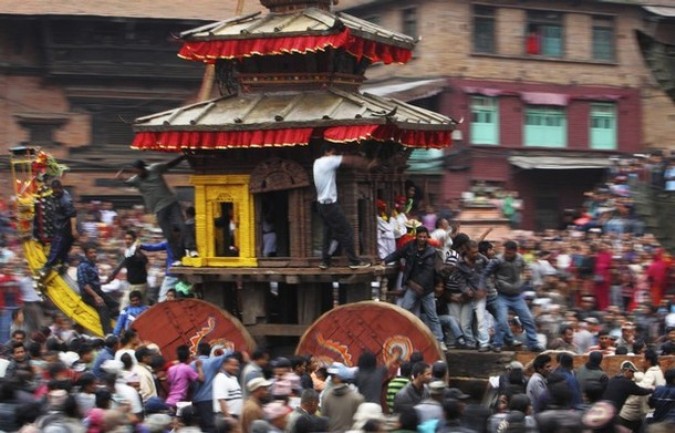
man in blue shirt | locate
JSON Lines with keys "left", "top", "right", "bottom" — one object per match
{"left": 93, "top": 334, "right": 118, "bottom": 379}
{"left": 192, "top": 341, "right": 232, "bottom": 433}
{"left": 77, "top": 243, "right": 119, "bottom": 335}
{"left": 113, "top": 290, "right": 149, "bottom": 336}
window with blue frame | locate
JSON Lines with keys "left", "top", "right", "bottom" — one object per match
{"left": 590, "top": 103, "right": 617, "bottom": 150}
{"left": 470, "top": 96, "right": 499, "bottom": 145}
{"left": 526, "top": 11, "right": 563, "bottom": 58}
{"left": 524, "top": 106, "right": 566, "bottom": 147}
{"left": 592, "top": 16, "right": 615, "bottom": 61}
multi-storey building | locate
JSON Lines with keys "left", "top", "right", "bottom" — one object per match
{"left": 341, "top": 0, "right": 675, "bottom": 230}
{"left": 0, "top": 1, "right": 262, "bottom": 205}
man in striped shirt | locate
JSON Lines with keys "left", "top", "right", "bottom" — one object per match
{"left": 213, "top": 355, "right": 243, "bottom": 421}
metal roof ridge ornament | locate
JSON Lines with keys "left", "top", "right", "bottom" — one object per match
{"left": 261, "top": 0, "right": 335, "bottom": 13}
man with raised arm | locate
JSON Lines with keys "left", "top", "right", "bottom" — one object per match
{"left": 115, "top": 155, "right": 187, "bottom": 259}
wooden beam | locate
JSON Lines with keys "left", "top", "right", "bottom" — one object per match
{"left": 247, "top": 323, "right": 307, "bottom": 337}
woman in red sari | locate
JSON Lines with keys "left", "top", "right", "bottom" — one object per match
{"left": 647, "top": 248, "right": 669, "bottom": 307}
{"left": 593, "top": 243, "right": 613, "bottom": 311}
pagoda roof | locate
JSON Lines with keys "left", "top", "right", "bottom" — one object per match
{"left": 177, "top": 8, "right": 414, "bottom": 64}
{"left": 132, "top": 88, "right": 455, "bottom": 150}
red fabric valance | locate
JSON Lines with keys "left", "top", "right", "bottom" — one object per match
{"left": 178, "top": 28, "right": 412, "bottom": 64}
{"left": 132, "top": 128, "right": 315, "bottom": 150}
{"left": 132, "top": 125, "right": 450, "bottom": 151}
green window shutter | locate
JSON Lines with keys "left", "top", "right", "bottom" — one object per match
{"left": 524, "top": 106, "right": 566, "bottom": 148}
{"left": 542, "top": 25, "right": 562, "bottom": 57}
{"left": 470, "top": 96, "right": 499, "bottom": 145}
{"left": 590, "top": 103, "right": 617, "bottom": 150}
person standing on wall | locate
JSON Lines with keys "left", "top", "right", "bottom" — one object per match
{"left": 313, "top": 142, "right": 376, "bottom": 270}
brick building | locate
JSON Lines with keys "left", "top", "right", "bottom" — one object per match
{"left": 341, "top": 0, "right": 675, "bottom": 230}
{"left": 0, "top": 1, "right": 265, "bottom": 205}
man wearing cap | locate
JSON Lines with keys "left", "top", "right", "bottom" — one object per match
{"left": 616, "top": 322, "right": 637, "bottom": 354}
{"left": 415, "top": 380, "right": 447, "bottom": 423}
{"left": 383, "top": 226, "right": 446, "bottom": 351}
{"left": 574, "top": 317, "right": 598, "bottom": 354}
{"left": 241, "top": 377, "right": 272, "bottom": 433}
{"left": 115, "top": 155, "right": 187, "bottom": 260}
{"left": 322, "top": 362, "right": 364, "bottom": 432}
{"left": 602, "top": 361, "right": 652, "bottom": 413}
{"left": 263, "top": 401, "right": 292, "bottom": 433}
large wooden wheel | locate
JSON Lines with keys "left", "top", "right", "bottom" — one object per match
{"left": 134, "top": 299, "right": 255, "bottom": 361}
{"left": 296, "top": 301, "right": 442, "bottom": 366}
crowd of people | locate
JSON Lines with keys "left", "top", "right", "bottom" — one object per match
{"left": 0, "top": 326, "right": 673, "bottom": 433}
{"left": 0, "top": 150, "right": 673, "bottom": 432}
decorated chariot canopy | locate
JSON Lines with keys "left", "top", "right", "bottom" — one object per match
{"left": 131, "top": 0, "right": 457, "bottom": 151}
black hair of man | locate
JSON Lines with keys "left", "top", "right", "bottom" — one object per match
{"left": 291, "top": 356, "right": 307, "bottom": 370}
{"left": 78, "top": 342, "right": 94, "bottom": 356}
{"left": 176, "top": 345, "right": 190, "bottom": 363}
{"left": 664, "top": 368, "right": 675, "bottom": 385}
{"left": 27, "top": 341, "right": 42, "bottom": 358}
{"left": 504, "top": 240, "right": 518, "bottom": 251}
{"left": 548, "top": 378, "right": 572, "bottom": 408}
{"left": 47, "top": 361, "right": 68, "bottom": 379}
{"left": 410, "top": 351, "right": 424, "bottom": 364}
{"left": 82, "top": 242, "right": 98, "bottom": 254}
{"left": 300, "top": 388, "right": 319, "bottom": 405}
{"left": 77, "top": 372, "right": 97, "bottom": 388}
{"left": 416, "top": 226, "right": 429, "bottom": 236}
{"left": 432, "top": 361, "right": 448, "bottom": 380}
{"left": 398, "top": 407, "right": 420, "bottom": 431}
{"left": 250, "top": 347, "right": 269, "bottom": 361}
{"left": 197, "top": 341, "right": 211, "bottom": 356}
{"left": 478, "top": 241, "right": 493, "bottom": 255}
{"left": 357, "top": 351, "right": 377, "bottom": 371}
{"left": 509, "top": 394, "right": 530, "bottom": 413}
{"left": 104, "top": 334, "right": 119, "bottom": 349}
{"left": 11, "top": 340, "right": 24, "bottom": 353}
{"left": 320, "top": 142, "right": 337, "bottom": 155}
{"left": 120, "top": 329, "right": 137, "bottom": 346}
{"left": 644, "top": 348, "right": 659, "bottom": 367}
{"left": 533, "top": 354, "right": 552, "bottom": 373}
{"left": 400, "top": 361, "right": 413, "bottom": 378}
{"left": 125, "top": 229, "right": 138, "bottom": 240}
{"left": 129, "top": 290, "right": 143, "bottom": 302}
{"left": 615, "top": 346, "right": 628, "bottom": 355}
{"left": 452, "top": 233, "right": 470, "bottom": 251}
{"left": 95, "top": 389, "right": 112, "bottom": 409}
{"left": 412, "top": 361, "right": 430, "bottom": 378}
{"left": 558, "top": 353, "right": 574, "bottom": 370}
{"left": 11, "top": 329, "right": 26, "bottom": 340}
{"left": 442, "top": 398, "right": 463, "bottom": 420}
{"left": 135, "top": 346, "right": 152, "bottom": 363}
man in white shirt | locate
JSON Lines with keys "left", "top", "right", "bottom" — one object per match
{"left": 313, "top": 143, "right": 377, "bottom": 270}
{"left": 213, "top": 355, "right": 243, "bottom": 419}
